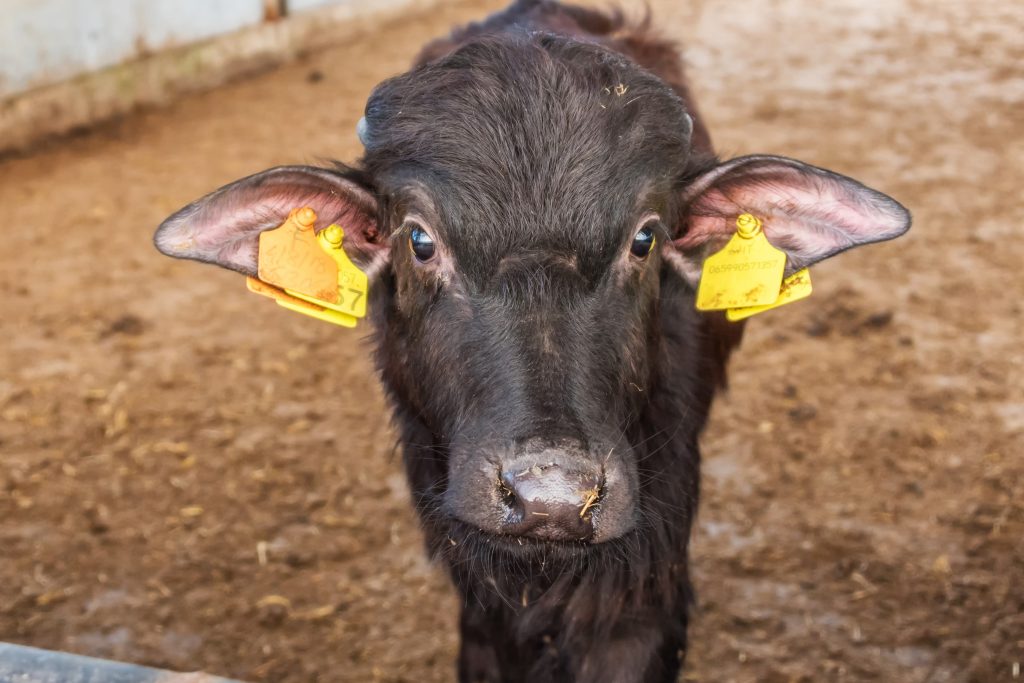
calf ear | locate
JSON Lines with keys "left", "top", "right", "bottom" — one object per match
{"left": 154, "top": 166, "right": 384, "bottom": 276}
{"left": 665, "top": 155, "right": 911, "bottom": 286}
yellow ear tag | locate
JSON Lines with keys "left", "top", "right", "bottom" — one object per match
{"left": 247, "top": 208, "right": 368, "bottom": 328}
{"left": 726, "top": 268, "right": 813, "bottom": 321}
{"left": 695, "top": 213, "right": 786, "bottom": 311}
{"left": 257, "top": 207, "right": 340, "bottom": 303}
{"left": 285, "top": 224, "right": 368, "bottom": 321}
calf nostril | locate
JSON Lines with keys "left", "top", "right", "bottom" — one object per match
{"left": 579, "top": 484, "right": 601, "bottom": 520}
{"left": 498, "top": 478, "right": 515, "bottom": 502}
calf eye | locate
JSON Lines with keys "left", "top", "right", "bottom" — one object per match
{"left": 409, "top": 225, "right": 436, "bottom": 262}
{"left": 630, "top": 224, "right": 656, "bottom": 258}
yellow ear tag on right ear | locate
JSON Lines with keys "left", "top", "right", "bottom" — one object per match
{"left": 695, "top": 213, "right": 786, "bottom": 311}
{"left": 257, "top": 207, "right": 340, "bottom": 303}
{"left": 247, "top": 208, "right": 368, "bottom": 328}
{"left": 285, "top": 224, "right": 368, "bottom": 321}
{"left": 726, "top": 268, "right": 813, "bottom": 321}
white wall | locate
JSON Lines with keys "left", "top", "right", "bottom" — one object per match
{"left": 288, "top": 0, "right": 341, "bottom": 9}
{"left": 0, "top": 0, "right": 358, "bottom": 99}
{"left": 0, "top": 0, "right": 445, "bottom": 152}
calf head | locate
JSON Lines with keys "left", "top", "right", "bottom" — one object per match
{"left": 156, "top": 35, "right": 909, "bottom": 557}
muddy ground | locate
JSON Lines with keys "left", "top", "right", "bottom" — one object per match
{"left": 1, "top": 0, "right": 1021, "bottom": 681}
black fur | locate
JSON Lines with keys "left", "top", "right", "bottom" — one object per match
{"left": 349, "top": 4, "right": 740, "bottom": 681}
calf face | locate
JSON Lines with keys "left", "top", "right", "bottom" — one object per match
{"left": 362, "top": 36, "right": 701, "bottom": 546}
{"left": 155, "top": 5, "right": 909, "bottom": 681}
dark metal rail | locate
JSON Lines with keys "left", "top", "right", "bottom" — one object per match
{"left": 0, "top": 642, "right": 243, "bottom": 683}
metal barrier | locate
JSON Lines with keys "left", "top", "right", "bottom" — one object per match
{"left": 0, "top": 642, "right": 243, "bottom": 683}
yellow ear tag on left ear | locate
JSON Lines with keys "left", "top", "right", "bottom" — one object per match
{"left": 726, "top": 268, "right": 813, "bottom": 321}
{"left": 695, "top": 213, "right": 786, "bottom": 311}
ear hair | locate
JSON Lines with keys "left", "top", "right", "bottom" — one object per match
{"left": 667, "top": 155, "right": 911, "bottom": 287}
{"left": 154, "top": 165, "right": 383, "bottom": 276}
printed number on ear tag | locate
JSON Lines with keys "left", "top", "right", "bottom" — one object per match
{"left": 726, "top": 268, "right": 813, "bottom": 321}
{"left": 248, "top": 208, "right": 368, "bottom": 328}
{"left": 695, "top": 213, "right": 786, "bottom": 311}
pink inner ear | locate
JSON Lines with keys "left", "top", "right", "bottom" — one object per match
{"left": 155, "top": 166, "right": 381, "bottom": 276}
{"left": 674, "top": 155, "right": 910, "bottom": 275}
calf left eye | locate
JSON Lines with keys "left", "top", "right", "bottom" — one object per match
{"left": 409, "top": 225, "right": 436, "bottom": 262}
{"left": 630, "top": 224, "right": 656, "bottom": 258}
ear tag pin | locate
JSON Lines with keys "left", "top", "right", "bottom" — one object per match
{"left": 245, "top": 207, "right": 368, "bottom": 328}
{"left": 695, "top": 213, "right": 786, "bottom": 311}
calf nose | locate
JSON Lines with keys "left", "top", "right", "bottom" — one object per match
{"left": 499, "top": 463, "right": 602, "bottom": 541}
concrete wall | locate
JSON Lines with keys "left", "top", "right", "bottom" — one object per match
{"left": 0, "top": 0, "right": 274, "bottom": 99}
{"left": 0, "top": 0, "right": 449, "bottom": 153}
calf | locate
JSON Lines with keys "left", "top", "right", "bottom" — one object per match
{"left": 154, "top": 1, "right": 910, "bottom": 681}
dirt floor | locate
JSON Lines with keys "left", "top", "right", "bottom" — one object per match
{"left": 1, "top": 0, "right": 1021, "bottom": 681}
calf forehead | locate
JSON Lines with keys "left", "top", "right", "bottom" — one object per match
{"left": 362, "top": 34, "right": 693, "bottom": 278}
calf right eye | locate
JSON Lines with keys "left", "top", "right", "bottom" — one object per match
{"left": 409, "top": 226, "right": 436, "bottom": 262}
{"left": 630, "top": 224, "right": 656, "bottom": 258}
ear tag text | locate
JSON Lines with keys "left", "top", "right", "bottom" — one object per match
{"left": 695, "top": 213, "right": 786, "bottom": 311}
{"left": 246, "top": 207, "right": 368, "bottom": 328}
{"left": 726, "top": 268, "right": 812, "bottom": 321}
